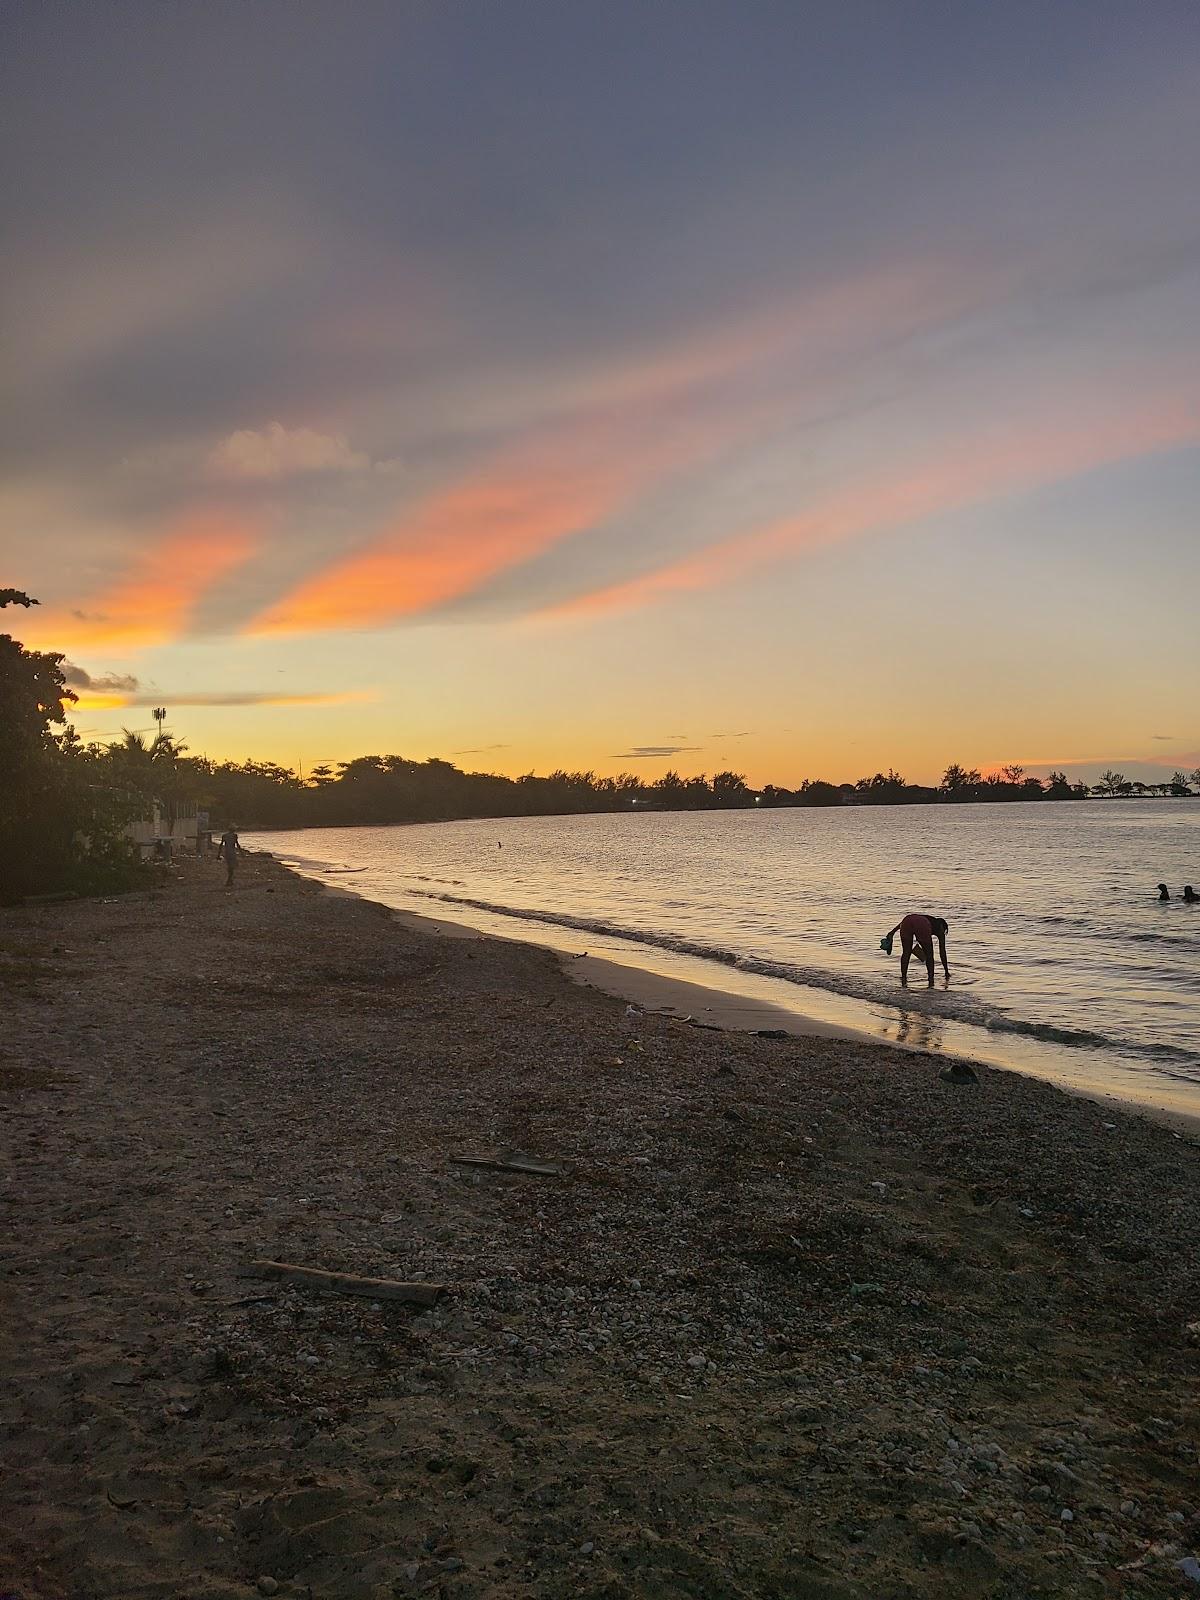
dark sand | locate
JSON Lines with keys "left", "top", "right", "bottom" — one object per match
{"left": 2, "top": 852, "right": 1198, "bottom": 1598}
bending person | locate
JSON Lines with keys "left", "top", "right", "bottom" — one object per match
{"left": 882, "top": 913, "right": 950, "bottom": 988}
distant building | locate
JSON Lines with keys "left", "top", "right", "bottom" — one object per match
{"left": 125, "top": 802, "right": 204, "bottom": 859}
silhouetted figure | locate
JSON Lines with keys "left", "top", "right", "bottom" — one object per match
{"left": 1184, "top": 885, "right": 1198, "bottom": 904}
{"left": 217, "top": 826, "right": 242, "bottom": 888}
{"left": 1157, "top": 883, "right": 1171, "bottom": 901}
{"left": 883, "top": 913, "right": 950, "bottom": 988}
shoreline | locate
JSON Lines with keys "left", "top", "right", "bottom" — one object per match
{"left": 339, "top": 882, "right": 1200, "bottom": 1138}
{"left": 5, "top": 852, "right": 1200, "bottom": 1599}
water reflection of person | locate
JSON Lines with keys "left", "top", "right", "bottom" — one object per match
{"left": 895, "top": 1009, "right": 945, "bottom": 1052}
{"left": 883, "top": 913, "right": 950, "bottom": 988}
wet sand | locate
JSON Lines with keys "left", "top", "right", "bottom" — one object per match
{"left": 3, "top": 852, "right": 1199, "bottom": 1599}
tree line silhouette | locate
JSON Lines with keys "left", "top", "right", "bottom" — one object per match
{"left": 190, "top": 756, "right": 1196, "bottom": 830}
{"left": 2, "top": 589, "right": 1196, "bottom": 899}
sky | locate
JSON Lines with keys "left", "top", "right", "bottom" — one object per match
{"left": 3, "top": 0, "right": 1199, "bottom": 787}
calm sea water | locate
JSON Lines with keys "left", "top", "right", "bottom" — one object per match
{"left": 248, "top": 802, "right": 1200, "bottom": 1120}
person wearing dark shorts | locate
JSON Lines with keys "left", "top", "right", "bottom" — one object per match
{"left": 882, "top": 913, "right": 949, "bottom": 987}
{"left": 217, "top": 826, "right": 242, "bottom": 888}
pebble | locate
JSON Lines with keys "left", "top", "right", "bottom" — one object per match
{"left": 1060, "top": 1508, "right": 1074, "bottom": 1523}
{"left": 579, "top": 1541, "right": 595, "bottom": 1556}
{"left": 256, "top": 1579, "right": 279, "bottom": 1597}
{"left": 1120, "top": 1500, "right": 1139, "bottom": 1517}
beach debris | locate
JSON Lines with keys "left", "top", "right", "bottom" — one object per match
{"left": 755, "top": 1028, "right": 789, "bottom": 1040}
{"left": 238, "top": 1260, "right": 446, "bottom": 1305}
{"left": 939, "top": 1062, "right": 979, "bottom": 1085}
{"left": 449, "top": 1150, "right": 574, "bottom": 1178}
{"left": 624, "top": 1004, "right": 643, "bottom": 1018}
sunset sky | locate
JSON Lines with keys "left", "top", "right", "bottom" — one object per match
{"left": 4, "top": 1, "right": 1199, "bottom": 786}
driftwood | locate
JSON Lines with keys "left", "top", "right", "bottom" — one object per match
{"left": 239, "top": 1259, "right": 446, "bottom": 1305}
{"left": 449, "top": 1151, "right": 574, "bottom": 1178}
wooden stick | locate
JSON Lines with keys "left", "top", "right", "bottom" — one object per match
{"left": 449, "top": 1152, "right": 573, "bottom": 1177}
{"left": 239, "top": 1260, "right": 446, "bottom": 1305}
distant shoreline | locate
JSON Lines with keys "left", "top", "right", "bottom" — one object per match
{"left": 239, "top": 791, "right": 1200, "bottom": 831}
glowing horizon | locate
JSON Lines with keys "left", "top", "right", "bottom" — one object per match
{"left": 4, "top": 4, "right": 1198, "bottom": 788}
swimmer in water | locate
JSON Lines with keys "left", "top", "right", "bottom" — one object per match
{"left": 1184, "top": 885, "right": 1197, "bottom": 904}
{"left": 882, "top": 913, "right": 950, "bottom": 988}
{"left": 1157, "top": 883, "right": 1171, "bottom": 901}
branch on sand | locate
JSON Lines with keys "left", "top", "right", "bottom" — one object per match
{"left": 239, "top": 1259, "right": 446, "bottom": 1305}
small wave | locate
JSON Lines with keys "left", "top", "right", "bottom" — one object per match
{"left": 403, "top": 887, "right": 1200, "bottom": 1072}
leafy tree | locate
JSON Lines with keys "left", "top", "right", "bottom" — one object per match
{"left": 1, "top": 591, "right": 141, "bottom": 899}
{"left": 1096, "top": 769, "right": 1128, "bottom": 798}
{"left": 710, "top": 770, "right": 752, "bottom": 807}
{"left": 941, "top": 763, "right": 982, "bottom": 798}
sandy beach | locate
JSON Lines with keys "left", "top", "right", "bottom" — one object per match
{"left": 3, "top": 850, "right": 1199, "bottom": 1599}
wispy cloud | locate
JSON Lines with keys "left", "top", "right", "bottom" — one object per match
{"left": 246, "top": 257, "right": 989, "bottom": 636}
{"left": 72, "top": 688, "right": 373, "bottom": 711}
{"left": 451, "top": 742, "right": 512, "bottom": 754}
{"left": 541, "top": 389, "right": 1200, "bottom": 619}
{"left": 26, "top": 512, "right": 261, "bottom": 652}
{"left": 61, "top": 662, "right": 140, "bottom": 693}
{"left": 207, "top": 422, "right": 372, "bottom": 482}
{"left": 610, "top": 745, "right": 702, "bottom": 758}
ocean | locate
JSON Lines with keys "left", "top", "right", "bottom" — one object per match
{"left": 248, "top": 801, "right": 1200, "bottom": 1121}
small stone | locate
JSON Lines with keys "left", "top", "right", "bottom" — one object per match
{"left": 440, "top": 1557, "right": 464, "bottom": 1572}
{"left": 1177, "top": 1556, "right": 1200, "bottom": 1584}
{"left": 257, "top": 1579, "right": 280, "bottom": 1596}
{"left": 686, "top": 1353, "right": 707, "bottom": 1369}
{"left": 1029, "top": 1485, "right": 1051, "bottom": 1501}
{"left": 1120, "top": 1500, "right": 1139, "bottom": 1517}
{"left": 939, "top": 1061, "right": 978, "bottom": 1085}
{"left": 579, "top": 1542, "right": 595, "bottom": 1556}
{"left": 1060, "top": 1508, "right": 1074, "bottom": 1523}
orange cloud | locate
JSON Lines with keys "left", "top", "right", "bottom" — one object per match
{"left": 250, "top": 255, "right": 995, "bottom": 636}
{"left": 250, "top": 412, "right": 731, "bottom": 635}
{"left": 28, "top": 512, "right": 259, "bottom": 652}
{"left": 73, "top": 688, "right": 373, "bottom": 711}
{"left": 543, "top": 392, "right": 1200, "bottom": 619}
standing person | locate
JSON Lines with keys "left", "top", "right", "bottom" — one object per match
{"left": 217, "top": 825, "right": 242, "bottom": 888}
{"left": 881, "top": 913, "right": 949, "bottom": 987}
